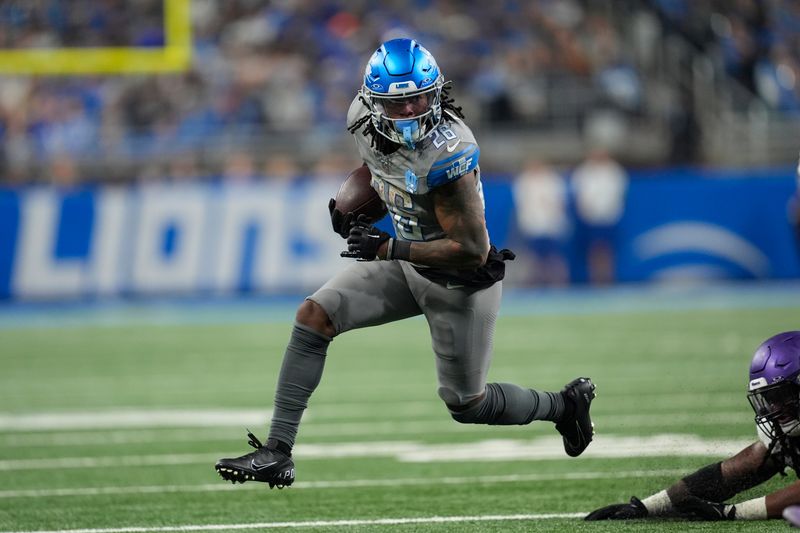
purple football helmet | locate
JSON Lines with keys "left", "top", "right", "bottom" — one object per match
{"left": 748, "top": 331, "right": 800, "bottom": 439}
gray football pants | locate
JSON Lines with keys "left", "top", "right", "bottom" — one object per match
{"left": 308, "top": 260, "right": 501, "bottom": 406}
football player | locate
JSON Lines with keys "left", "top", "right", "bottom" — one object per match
{"left": 215, "top": 38, "right": 596, "bottom": 488}
{"left": 586, "top": 331, "right": 800, "bottom": 523}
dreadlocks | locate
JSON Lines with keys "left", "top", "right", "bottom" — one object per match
{"left": 347, "top": 83, "right": 465, "bottom": 155}
{"left": 440, "top": 83, "right": 465, "bottom": 121}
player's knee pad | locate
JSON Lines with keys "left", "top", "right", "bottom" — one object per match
{"left": 438, "top": 386, "right": 466, "bottom": 407}
{"left": 442, "top": 383, "right": 538, "bottom": 426}
{"left": 439, "top": 387, "right": 488, "bottom": 424}
{"left": 450, "top": 405, "right": 484, "bottom": 424}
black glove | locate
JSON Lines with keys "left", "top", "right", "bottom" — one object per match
{"left": 328, "top": 198, "right": 355, "bottom": 239}
{"left": 675, "top": 496, "right": 736, "bottom": 521}
{"left": 585, "top": 496, "right": 648, "bottom": 521}
{"left": 341, "top": 214, "right": 390, "bottom": 261}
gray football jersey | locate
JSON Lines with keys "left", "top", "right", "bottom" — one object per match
{"left": 347, "top": 95, "right": 484, "bottom": 242}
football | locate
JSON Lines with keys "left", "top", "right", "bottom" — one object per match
{"left": 335, "top": 165, "right": 388, "bottom": 222}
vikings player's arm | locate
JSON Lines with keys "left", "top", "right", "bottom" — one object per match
{"left": 585, "top": 442, "right": 782, "bottom": 521}
{"left": 662, "top": 441, "right": 784, "bottom": 518}
{"left": 759, "top": 473, "right": 800, "bottom": 518}
{"left": 669, "top": 438, "right": 800, "bottom": 520}
{"left": 588, "top": 332, "right": 800, "bottom": 522}
{"left": 374, "top": 170, "right": 489, "bottom": 267}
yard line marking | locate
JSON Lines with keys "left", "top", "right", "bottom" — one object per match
{"left": 0, "top": 401, "right": 452, "bottom": 432}
{"left": 0, "top": 410, "right": 273, "bottom": 431}
{"left": 0, "top": 434, "right": 752, "bottom": 471}
{"left": 0, "top": 410, "right": 749, "bottom": 445}
{"left": 0, "top": 453, "right": 222, "bottom": 471}
{"left": 0, "top": 513, "right": 586, "bottom": 533}
{"left": 0, "top": 423, "right": 475, "bottom": 447}
{"left": 395, "top": 434, "right": 755, "bottom": 462}
{"left": 0, "top": 468, "right": 689, "bottom": 499}
{"left": 0, "top": 391, "right": 748, "bottom": 433}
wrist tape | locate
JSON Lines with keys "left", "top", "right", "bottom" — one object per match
{"left": 387, "top": 239, "right": 411, "bottom": 261}
{"left": 734, "top": 496, "right": 767, "bottom": 520}
{"left": 641, "top": 490, "right": 673, "bottom": 516}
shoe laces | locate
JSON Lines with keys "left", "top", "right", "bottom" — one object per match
{"left": 246, "top": 430, "right": 263, "bottom": 450}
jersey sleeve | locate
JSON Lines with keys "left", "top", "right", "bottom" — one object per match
{"left": 426, "top": 142, "right": 480, "bottom": 190}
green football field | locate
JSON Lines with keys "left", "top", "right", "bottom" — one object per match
{"left": 1, "top": 287, "right": 799, "bottom": 532}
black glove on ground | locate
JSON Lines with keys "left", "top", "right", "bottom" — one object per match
{"left": 585, "top": 496, "right": 648, "bottom": 521}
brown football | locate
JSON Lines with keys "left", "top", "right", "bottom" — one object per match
{"left": 335, "top": 165, "right": 388, "bottom": 222}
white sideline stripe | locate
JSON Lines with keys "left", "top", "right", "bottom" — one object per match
{"left": 0, "top": 393, "right": 752, "bottom": 431}
{"left": 0, "top": 434, "right": 752, "bottom": 471}
{"left": 0, "top": 513, "right": 586, "bottom": 533}
{"left": 0, "top": 468, "right": 689, "bottom": 499}
{"left": 0, "top": 410, "right": 273, "bottom": 431}
{"left": 396, "top": 434, "right": 755, "bottom": 463}
{"left": 0, "top": 411, "right": 750, "bottom": 446}
{"left": 0, "top": 402, "right": 461, "bottom": 432}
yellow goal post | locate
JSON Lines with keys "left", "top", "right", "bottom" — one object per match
{"left": 0, "top": 0, "right": 191, "bottom": 75}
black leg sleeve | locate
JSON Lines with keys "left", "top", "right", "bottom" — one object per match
{"left": 267, "top": 323, "right": 331, "bottom": 448}
{"left": 450, "top": 383, "right": 565, "bottom": 425}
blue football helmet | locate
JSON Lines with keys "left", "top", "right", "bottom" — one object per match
{"left": 361, "top": 38, "right": 445, "bottom": 148}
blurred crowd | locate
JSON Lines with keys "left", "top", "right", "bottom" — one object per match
{"left": 0, "top": 0, "right": 642, "bottom": 184}
{"left": 0, "top": 0, "right": 798, "bottom": 185}
{"left": 652, "top": 0, "right": 800, "bottom": 112}
{"left": 0, "top": 0, "right": 165, "bottom": 48}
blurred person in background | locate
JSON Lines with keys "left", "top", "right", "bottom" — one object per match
{"left": 165, "top": 152, "right": 203, "bottom": 183}
{"left": 308, "top": 151, "right": 361, "bottom": 184}
{"left": 666, "top": 87, "right": 701, "bottom": 164}
{"left": 571, "top": 148, "right": 628, "bottom": 285}
{"left": 754, "top": 44, "right": 800, "bottom": 114}
{"left": 214, "top": 37, "right": 597, "bottom": 490}
{"left": 261, "top": 153, "right": 301, "bottom": 183}
{"left": 134, "top": 162, "right": 165, "bottom": 186}
{"left": 790, "top": 154, "right": 800, "bottom": 251}
{"left": 512, "top": 159, "right": 570, "bottom": 286}
{"left": 587, "top": 332, "right": 800, "bottom": 526}
{"left": 46, "top": 153, "right": 80, "bottom": 188}
{"left": 220, "top": 151, "right": 258, "bottom": 184}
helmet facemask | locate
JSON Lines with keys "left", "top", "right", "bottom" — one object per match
{"left": 363, "top": 78, "right": 444, "bottom": 149}
{"left": 748, "top": 379, "right": 800, "bottom": 439}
